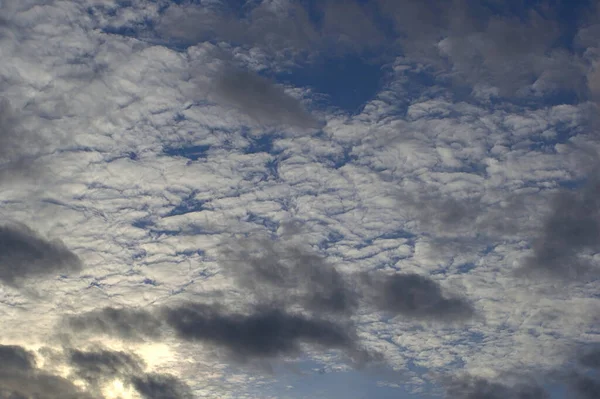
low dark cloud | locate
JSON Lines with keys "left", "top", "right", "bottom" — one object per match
{"left": 65, "top": 301, "right": 370, "bottom": 366}
{"left": 221, "top": 239, "right": 357, "bottom": 315}
{"left": 66, "top": 307, "right": 162, "bottom": 340}
{"left": 66, "top": 348, "right": 192, "bottom": 399}
{"left": 0, "top": 345, "right": 36, "bottom": 372}
{"left": 132, "top": 373, "right": 194, "bottom": 399}
{"left": 446, "top": 376, "right": 549, "bottom": 399}
{"left": 0, "top": 345, "right": 193, "bottom": 399}
{"left": 580, "top": 348, "right": 600, "bottom": 368}
{"left": 163, "top": 304, "right": 358, "bottom": 362}
{"left": 362, "top": 273, "right": 474, "bottom": 321}
{"left": 0, "top": 223, "right": 81, "bottom": 286}
{"left": 0, "top": 344, "right": 93, "bottom": 399}
{"left": 0, "top": 98, "right": 47, "bottom": 180}
{"left": 520, "top": 178, "right": 600, "bottom": 279}
{"left": 213, "top": 67, "right": 320, "bottom": 129}
{"left": 68, "top": 348, "right": 143, "bottom": 391}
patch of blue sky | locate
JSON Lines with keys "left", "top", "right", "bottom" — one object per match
{"left": 163, "top": 144, "right": 211, "bottom": 161}
{"left": 276, "top": 54, "right": 385, "bottom": 114}
{"left": 245, "top": 212, "right": 279, "bottom": 233}
{"left": 262, "top": 360, "right": 426, "bottom": 399}
{"left": 166, "top": 192, "right": 206, "bottom": 217}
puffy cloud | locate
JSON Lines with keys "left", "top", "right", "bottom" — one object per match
{"left": 0, "top": 223, "right": 81, "bottom": 286}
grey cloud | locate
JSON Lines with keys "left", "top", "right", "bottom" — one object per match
{"left": 221, "top": 239, "right": 357, "bottom": 315}
{"left": 65, "top": 303, "right": 370, "bottom": 365}
{"left": 0, "top": 223, "right": 81, "bottom": 286}
{"left": 163, "top": 304, "right": 357, "bottom": 361}
{"left": 378, "top": 0, "right": 587, "bottom": 97}
{"left": 362, "top": 273, "right": 474, "bottom": 321}
{"left": 157, "top": 1, "right": 383, "bottom": 57}
{"left": 66, "top": 307, "right": 162, "bottom": 340}
{"left": 579, "top": 348, "right": 600, "bottom": 368}
{"left": 0, "top": 345, "right": 92, "bottom": 399}
{"left": 68, "top": 348, "right": 143, "bottom": 389}
{"left": 0, "top": 345, "right": 35, "bottom": 372}
{"left": 572, "top": 375, "right": 600, "bottom": 399}
{"left": 67, "top": 348, "right": 192, "bottom": 399}
{"left": 0, "top": 99, "right": 44, "bottom": 179}
{"left": 520, "top": 178, "right": 600, "bottom": 279}
{"left": 131, "top": 373, "right": 194, "bottom": 399}
{"left": 447, "top": 376, "right": 549, "bottom": 399}
{"left": 213, "top": 67, "right": 320, "bottom": 129}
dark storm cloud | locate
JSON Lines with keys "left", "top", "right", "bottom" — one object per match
{"left": 132, "top": 373, "right": 194, "bottom": 399}
{"left": 0, "top": 223, "right": 81, "bottom": 286}
{"left": 162, "top": 304, "right": 358, "bottom": 362}
{"left": 66, "top": 307, "right": 162, "bottom": 340}
{"left": 220, "top": 239, "right": 357, "bottom": 315}
{"left": 213, "top": 67, "right": 320, "bottom": 129}
{"left": 446, "top": 376, "right": 549, "bottom": 399}
{"left": 520, "top": 178, "right": 600, "bottom": 279}
{"left": 362, "top": 273, "right": 474, "bottom": 321}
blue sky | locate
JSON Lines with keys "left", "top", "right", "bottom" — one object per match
{"left": 0, "top": 1, "right": 599, "bottom": 398}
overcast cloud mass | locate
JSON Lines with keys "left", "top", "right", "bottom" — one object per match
{"left": 0, "top": 0, "right": 600, "bottom": 398}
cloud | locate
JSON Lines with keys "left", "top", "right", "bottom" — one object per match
{"left": 157, "top": 0, "right": 383, "bottom": 58}
{"left": 0, "top": 345, "right": 36, "bottom": 372}
{"left": 68, "top": 348, "right": 143, "bottom": 389}
{"left": 378, "top": 0, "right": 588, "bottom": 97}
{"left": 66, "top": 347, "right": 193, "bottom": 399}
{"left": 0, "top": 344, "right": 92, "bottom": 399}
{"left": 162, "top": 304, "right": 360, "bottom": 362}
{"left": 0, "top": 223, "right": 81, "bottom": 286}
{"left": 212, "top": 66, "right": 320, "bottom": 128}
{"left": 0, "top": 98, "right": 44, "bottom": 179}
{"left": 446, "top": 376, "right": 549, "bottom": 399}
{"left": 0, "top": 344, "right": 194, "bottom": 399}
{"left": 362, "top": 273, "right": 475, "bottom": 321}
{"left": 65, "top": 307, "right": 162, "bottom": 341}
{"left": 520, "top": 178, "right": 600, "bottom": 279}
{"left": 220, "top": 238, "right": 357, "bottom": 315}
{"left": 131, "top": 373, "right": 194, "bottom": 399}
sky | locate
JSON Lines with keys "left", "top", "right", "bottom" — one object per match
{"left": 1, "top": 0, "right": 600, "bottom": 398}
